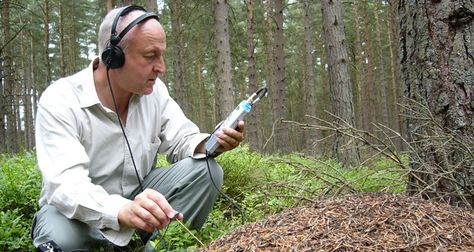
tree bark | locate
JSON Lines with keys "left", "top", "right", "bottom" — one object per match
{"left": 20, "top": 28, "right": 34, "bottom": 149}
{"left": 0, "top": 11, "right": 4, "bottom": 153}
{"left": 352, "top": 0, "right": 363, "bottom": 129}
{"left": 386, "top": 0, "right": 403, "bottom": 149}
{"left": 213, "top": 0, "right": 234, "bottom": 121}
{"left": 302, "top": 0, "right": 319, "bottom": 155}
{"left": 1, "top": 0, "right": 18, "bottom": 153}
{"left": 321, "top": 0, "right": 360, "bottom": 168}
{"left": 43, "top": 0, "right": 52, "bottom": 92}
{"left": 264, "top": 0, "right": 275, "bottom": 152}
{"left": 361, "top": 0, "right": 375, "bottom": 131}
{"left": 272, "top": 0, "right": 290, "bottom": 153}
{"left": 246, "top": 0, "right": 260, "bottom": 151}
{"left": 400, "top": 0, "right": 474, "bottom": 208}
{"left": 170, "top": 0, "right": 189, "bottom": 115}
{"left": 59, "top": 0, "right": 66, "bottom": 77}
{"left": 374, "top": 0, "right": 390, "bottom": 128}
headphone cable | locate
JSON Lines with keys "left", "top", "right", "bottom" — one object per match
{"left": 106, "top": 68, "right": 244, "bottom": 247}
{"left": 106, "top": 68, "right": 145, "bottom": 192}
{"left": 204, "top": 138, "right": 246, "bottom": 225}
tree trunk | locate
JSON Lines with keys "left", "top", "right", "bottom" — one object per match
{"left": 106, "top": 0, "right": 113, "bottom": 12}
{"left": 302, "top": 0, "right": 319, "bottom": 155}
{"left": 272, "top": 0, "right": 290, "bottom": 153}
{"left": 1, "top": 0, "right": 18, "bottom": 153}
{"left": 30, "top": 27, "right": 39, "bottom": 122}
{"left": 264, "top": 0, "right": 275, "bottom": 152}
{"left": 43, "top": 0, "right": 52, "bottom": 92}
{"left": 0, "top": 35, "right": 4, "bottom": 153}
{"left": 246, "top": 0, "right": 260, "bottom": 152}
{"left": 352, "top": 0, "right": 363, "bottom": 129}
{"left": 213, "top": 0, "right": 234, "bottom": 121}
{"left": 59, "top": 0, "right": 66, "bottom": 77}
{"left": 361, "top": 0, "right": 375, "bottom": 131}
{"left": 196, "top": 36, "right": 207, "bottom": 131}
{"left": 20, "top": 28, "right": 34, "bottom": 150}
{"left": 145, "top": 0, "right": 158, "bottom": 12}
{"left": 170, "top": 0, "right": 189, "bottom": 115}
{"left": 321, "top": 0, "right": 360, "bottom": 168}
{"left": 400, "top": 0, "right": 474, "bottom": 208}
{"left": 374, "top": 0, "right": 390, "bottom": 128}
{"left": 386, "top": 0, "right": 403, "bottom": 149}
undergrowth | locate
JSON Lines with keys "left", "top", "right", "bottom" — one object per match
{"left": 0, "top": 146, "right": 407, "bottom": 251}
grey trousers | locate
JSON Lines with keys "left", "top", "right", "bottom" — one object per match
{"left": 31, "top": 157, "right": 223, "bottom": 251}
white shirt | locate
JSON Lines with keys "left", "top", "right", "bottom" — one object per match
{"left": 35, "top": 58, "right": 208, "bottom": 246}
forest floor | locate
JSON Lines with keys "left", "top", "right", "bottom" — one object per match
{"left": 202, "top": 193, "right": 474, "bottom": 251}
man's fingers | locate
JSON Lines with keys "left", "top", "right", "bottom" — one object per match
{"left": 144, "top": 189, "right": 176, "bottom": 219}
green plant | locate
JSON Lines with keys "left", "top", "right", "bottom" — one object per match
{"left": 0, "top": 152, "right": 40, "bottom": 251}
{"left": 0, "top": 209, "right": 34, "bottom": 250}
{"left": 0, "top": 149, "right": 408, "bottom": 251}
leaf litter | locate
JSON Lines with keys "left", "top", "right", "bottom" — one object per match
{"left": 202, "top": 193, "right": 474, "bottom": 251}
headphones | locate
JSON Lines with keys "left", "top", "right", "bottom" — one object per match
{"left": 101, "top": 5, "right": 159, "bottom": 69}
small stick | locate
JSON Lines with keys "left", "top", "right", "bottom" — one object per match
{"left": 174, "top": 215, "right": 205, "bottom": 247}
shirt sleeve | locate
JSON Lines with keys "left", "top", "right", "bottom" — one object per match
{"left": 35, "top": 102, "right": 134, "bottom": 246}
{"left": 153, "top": 82, "right": 210, "bottom": 163}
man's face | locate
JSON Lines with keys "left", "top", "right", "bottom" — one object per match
{"left": 114, "top": 19, "right": 166, "bottom": 95}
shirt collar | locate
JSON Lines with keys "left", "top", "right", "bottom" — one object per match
{"left": 79, "top": 57, "right": 101, "bottom": 108}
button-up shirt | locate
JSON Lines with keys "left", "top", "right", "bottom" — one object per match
{"left": 35, "top": 58, "right": 208, "bottom": 245}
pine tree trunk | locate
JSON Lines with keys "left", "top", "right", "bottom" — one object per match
{"left": 321, "top": 0, "right": 360, "bottom": 168}
{"left": 196, "top": 38, "right": 207, "bottom": 131}
{"left": 302, "top": 0, "right": 319, "bottom": 155}
{"left": 264, "top": 0, "right": 275, "bottom": 152}
{"left": 170, "top": 0, "right": 189, "bottom": 115}
{"left": 352, "top": 0, "right": 363, "bottom": 129}
{"left": 30, "top": 27, "right": 39, "bottom": 121}
{"left": 59, "top": 0, "right": 66, "bottom": 77}
{"left": 145, "top": 0, "right": 158, "bottom": 12}
{"left": 272, "top": 0, "right": 290, "bottom": 153}
{"left": 386, "top": 0, "right": 404, "bottom": 149}
{"left": 246, "top": 0, "right": 260, "bottom": 152}
{"left": 361, "top": 0, "right": 375, "bottom": 131}
{"left": 400, "top": 0, "right": 474, "bottom": 208}
{"left": 106, "top": 0, "right": 112, "bottom": 12}
{"left": 20, "top": 29, "right": 34, "bottom": 149}
{"left": 0, "top": 33, "right": 4, "bottom": 153}
{"left": 2, "top": 0, "right": 18, "bottom": 153}
{"left": 43, "top": 0, "right": 51, "bottom": 92}
{"left": 213, "top": 0, "right": 234, "bottom": 121}
{"left": 374, "top": 1, "right": 390, "bottom": 128}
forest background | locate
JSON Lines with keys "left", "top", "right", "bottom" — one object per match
{"left": 0, "top": 0, "right": 404, "bottom": 158}
{"left": 1, "top": 0, "right": 473, "bottom": 250}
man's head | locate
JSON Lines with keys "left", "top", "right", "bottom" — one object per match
{"left": 99, "top": 6, "right": 159, "bottom": 69}
{"left": 97, "top": 5, "right": 166, "bottom": 95}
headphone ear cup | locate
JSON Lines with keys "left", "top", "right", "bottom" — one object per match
{"left": 101, "top": 45, "right": 125, "bottom": 69}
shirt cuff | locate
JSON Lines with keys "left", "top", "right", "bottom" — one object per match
{"left": 100, "top": 227, "right": 135, "bottom": 246}
{"left": 99, "top": 195, "right": 134, "bottom": 246}
{"left": 188, "top": 133, "right": 209, "bottom": 158}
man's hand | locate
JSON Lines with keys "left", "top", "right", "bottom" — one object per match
{"left": 118, "top": 188, "right": 183, "bottom": 233}
{"left": 213, "top": 120, "right": 245, "bottom": 152}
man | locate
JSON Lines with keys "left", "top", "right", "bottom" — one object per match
{"left": 31, "top": 5, "right": 244, "bottom": 250}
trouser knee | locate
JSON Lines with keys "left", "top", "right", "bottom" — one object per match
{"left": 31, "top": 205, "right": 106, "bottom": 251}
{"left": 194, "top": 157, "right": 224, "bottom": 190}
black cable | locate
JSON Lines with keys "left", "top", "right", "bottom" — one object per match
{"left": 106, "top": 68, "right": 144, "bottom": 192}
{"left": 107, "top": 67, "right": 245, "bottom": 249}
{"left": 205, "top": 143, "right": 246, "bottom": 225}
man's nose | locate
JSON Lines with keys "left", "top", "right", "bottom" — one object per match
{"left": 153, "top": 57, "right": 166, "bottom": 73}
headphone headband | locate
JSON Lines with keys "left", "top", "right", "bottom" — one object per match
{"left": 110, "top": 5, "right": 159, "bottom": 46}
{"left": 103, "top": 5, "right": 160, "bottom": 69}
